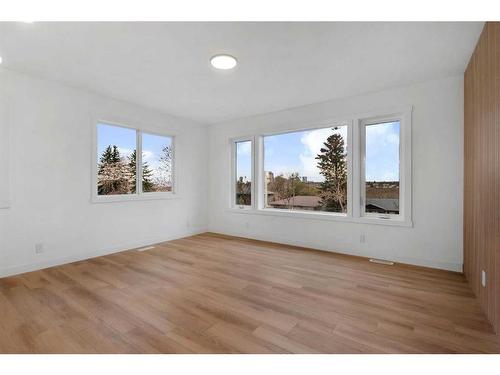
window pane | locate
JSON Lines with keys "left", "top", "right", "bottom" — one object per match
{"left": 264, "top": 126, "right": 348, "bottom": 213}
{"left": 365, "top": 121, "right": 400, "bottom": 215}
{"left": 97, "top": 123, "right": 137, "bottom": 195}
{"left": 235, "top": 141, "right": 252, "bottom": 206}
{"left": 142, "top": 133, "right": 173, "bottom": 193}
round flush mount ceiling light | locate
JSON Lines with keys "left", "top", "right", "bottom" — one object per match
{"left": 210, "top": 54, "right": 237, "bottom": 70}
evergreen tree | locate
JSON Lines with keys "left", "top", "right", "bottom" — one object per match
{"left": 99, "top": 145, "right": 114, "bottom": 166}
{"left": 315, "top": 128, "right": 347, "bottom": 212}
{"left": 111, "top": 145, "right": 121, "bottom": 163}
{"left": 142, "top": 159, "right": 155, "bottom": 192}
{"left": 128, "top": 150, "right": 155, "bottom": 193}
{"left": 128, "top": 149, "right": 138, "bottom": 193}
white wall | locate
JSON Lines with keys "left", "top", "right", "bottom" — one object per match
{"left": 208, "top": 76, "right": 464, "bottom": 271}
{"left": 0, "top": 98, "right": 10, "bottom": 208}
{"left": 0, "top": 68, "right": 209, "bottom": 277}
{"left": 0, "top": 71, "right": 464, "bottom": 276}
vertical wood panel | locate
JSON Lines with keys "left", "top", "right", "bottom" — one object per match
{"left": 464, "top": 22, "right": 500, "bottom": 332}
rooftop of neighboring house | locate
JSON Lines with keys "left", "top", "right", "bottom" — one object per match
{"left": 269, "top": 195, "right": 321, "bottom": 208}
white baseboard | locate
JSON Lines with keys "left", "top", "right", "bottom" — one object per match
{"left": 0, "top": 228, "right": 207, "bottom": 278}
{"left": 207, "top": 228, "right": 463, "bottom": 273}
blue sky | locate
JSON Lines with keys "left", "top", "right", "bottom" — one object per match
{"left": 365, "top": 121, "right": 400, "bottom": 181}
{"left": 97, "top": 123, "right": 172, "bottom": 178}
{"left": 236, "top": 141, "right": 252, "bottom": 182}
{"left": 237, "top": 122, "right": 400, "bottom": 183}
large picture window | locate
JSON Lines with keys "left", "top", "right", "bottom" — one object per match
{"left": 230, "top": 107, "right": 412, "bottom": 226}
{"left": 263, "top": 126, "right": 348, "bottom": 213}
{"left": 94, "top": 122, "right": 175, "bottom": 201}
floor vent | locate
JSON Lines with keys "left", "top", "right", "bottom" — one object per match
{"left": 369, "top": 258, "right": 394, "bottom": 266}
{"left": 137, "top": 246, "right": 156, "bottom": 252}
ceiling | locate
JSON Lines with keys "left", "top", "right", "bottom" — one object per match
{"left": 0, "top": 22, "right": 483, "bottom": 124}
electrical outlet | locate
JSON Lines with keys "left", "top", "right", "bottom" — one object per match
{"left": 360, "top": 234, "right": 366, "bottom": 243}
{"left": 481, "top": 270, "right": 486, "bottom": 287}
{"left": 35, "top": 243, "right": 44, "bottom": 254}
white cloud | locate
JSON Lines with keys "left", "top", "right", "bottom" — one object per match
{"left": 142, "top": 150, "right": 154, "bottom": 161}
{"left": 365, "top": 122, "right": 400, "bottom": 181}
{"left": 366, "top": 122, "right": 399, "bottom": 152}
{"left": 299, "top": 127, "right": 347, "bottom": 181}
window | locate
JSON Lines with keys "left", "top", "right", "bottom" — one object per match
{"left": 229, "top": 107, "right": 412, "bottom": 226}
{"left": 94, "top": 121, "right": 174, "bottom": 201}
{"left": 263, "top": 126, "right": 348, "bottom": 213}
{"left": 362, "top": 121, "right": 400, "bottom": 216}
{"left": 234, "top": 140, "right": 252, "bottom": 207}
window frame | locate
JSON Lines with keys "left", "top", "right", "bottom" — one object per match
{"left": 91, "top": 118, "right": 177, "bottom": 203}
{"left": 230, "top": 136, "right": 255, "bottom": 210}
{"left": 227, "top": 106, "right": 412, "bottom": 227}
{"left": 359, "top": 110, "right": 411, "bottom": 225}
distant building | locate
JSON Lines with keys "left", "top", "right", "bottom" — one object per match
{"left": 301, "top": 176, "right": 307, "bottom": 183}
{"left": 265, "top": 171, "right": 275, "bottom": 184}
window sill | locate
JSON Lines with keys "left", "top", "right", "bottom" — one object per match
{"left": 226, "top": 207, "right": 413, "bottom": 227}
{"left": 91, "top": 192, "right": 180, "bottom": 204}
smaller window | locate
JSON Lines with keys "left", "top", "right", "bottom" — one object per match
{"left": 94, "top": 121, "right": 175, "bottom": 201}
{"left": 234, "top": 140, "right": 252, "bottom": 207}
{"left": 363, "top": 120, "right": 400, "bottom": 216}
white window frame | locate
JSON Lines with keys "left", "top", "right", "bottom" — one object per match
{"left": 91, "top": 119, "right": 177, "bottom": 203}
{"left": 359, "top": 109, "right": 412, "bottom": 225}
{"left": 227, "top": 106, "right": 412, "bottom": 227}
{"left": 230, "top": 136, "right": 255, "bottom": 210}
{"left": 257, "top": 120, "right": 353, "bottom": 217}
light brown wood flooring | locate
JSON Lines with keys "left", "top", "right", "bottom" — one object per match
{"left": 0, "top": 232, "right": 499, "bottom": 353}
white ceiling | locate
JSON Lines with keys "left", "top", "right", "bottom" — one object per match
{"left": 0, "top": 22, "right": 483, "bottom": 124}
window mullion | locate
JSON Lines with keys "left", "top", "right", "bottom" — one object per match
{"left": 137, "top": 130, "right": 142, "bottom": 195}
{"left": 256, "top": 136, "right": 264, "bottom": 210}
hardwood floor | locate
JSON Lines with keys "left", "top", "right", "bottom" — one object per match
{"left": 0, "top": 232, "right": 499, "bottom": 353}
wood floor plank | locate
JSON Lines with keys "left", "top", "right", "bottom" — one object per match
{"left": 0, "top": 232, "right": 499, "bottom": 353}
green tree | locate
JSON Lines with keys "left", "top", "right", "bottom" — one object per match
{"left": 141, "top": 160, "right": 155, "bottom": 193}
{"left": 128, "top": 150, "right": 155, "bottom": 193}
{"left": 315, "top": 128, "right": 347, "bottom": 212}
